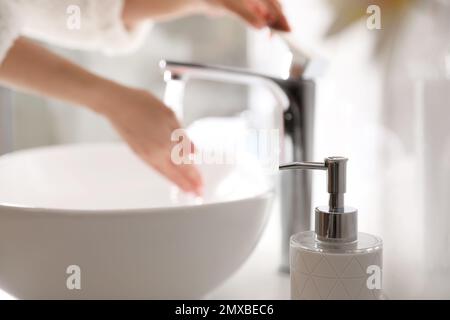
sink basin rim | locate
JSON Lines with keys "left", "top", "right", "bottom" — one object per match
{"left": 0, "top": 191, "right": 273, "bottom": 216}
{"left": 0, "top": 143, "right": 273, "bottom": 215}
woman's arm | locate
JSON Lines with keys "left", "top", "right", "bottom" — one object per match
{"left": 122, "top": 0, "right": 291, "bottom": 31}
{"left": 0, "top": 38, "right": 106, "bottom": 109}
{"left": 122, "top": 0, "right": 204, "bottom": 25}
{"left": 0, "top": 38, "right": 202, "bottom": 195}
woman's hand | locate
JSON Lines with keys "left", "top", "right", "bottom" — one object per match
{"left": 203, "top": 0, "right": 291, "bottom": 31}
{"left": 98, "top": 86, "right": 203, "bottom": 196}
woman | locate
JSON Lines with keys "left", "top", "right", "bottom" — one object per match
{"left": 0, "top": 0, "right": 290, "bottom": 195}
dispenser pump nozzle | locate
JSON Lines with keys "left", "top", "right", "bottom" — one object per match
{"left": 280, "top": 157, "right": 357, "bottom": 243}
{"left": 279, "top": 156, "right": 348, "bottom": 212}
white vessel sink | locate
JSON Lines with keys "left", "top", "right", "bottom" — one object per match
{"left": 0, "top": 143, "right": 273, "bottom": 299}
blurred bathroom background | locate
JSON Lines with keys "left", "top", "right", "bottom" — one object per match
{"left": 1, "top": 0, "right": 450, "bottom": 299}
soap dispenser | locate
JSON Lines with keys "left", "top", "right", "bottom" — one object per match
{"left": 280, "top": 157, "right": 383, "bottom": 300}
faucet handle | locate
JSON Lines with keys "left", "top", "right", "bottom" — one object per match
{"left": 279, "top": 157, "right": 348, "bottom": 210}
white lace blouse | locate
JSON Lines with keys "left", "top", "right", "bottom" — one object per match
{"left": 0, "top": 0, "right": 151, "bottom": 64}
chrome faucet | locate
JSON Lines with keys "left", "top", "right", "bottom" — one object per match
{"left": 160, "top": 58, "right": 316, "bottom": 271}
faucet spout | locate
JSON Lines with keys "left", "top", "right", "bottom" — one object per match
{"left": 160, "top": 60, "right": 290, "bottom": 111}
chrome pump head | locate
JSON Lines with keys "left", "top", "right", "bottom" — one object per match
{"left": 279, "top": 157, "right": 357, "bottom": 243}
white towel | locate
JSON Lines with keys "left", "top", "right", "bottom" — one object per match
{"left": 0, "top": 0, "right": 151, "bottom": 64}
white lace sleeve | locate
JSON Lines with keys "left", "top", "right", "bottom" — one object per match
{"left": 0, "top": 0, "right": 23, "bottom": 64}
{"left": 18, "top": 0, "right": 152, "bottom": 55}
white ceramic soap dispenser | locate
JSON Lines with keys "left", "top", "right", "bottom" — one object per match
{"left": 280, "top": 157, "right": 383, "bottom": 300}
